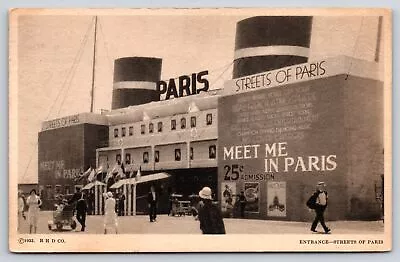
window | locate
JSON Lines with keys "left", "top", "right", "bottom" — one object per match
{"left": 209, "top": 145, "right": 216, "bottom": 159}
{"left": 191, "top": 116, "right": 196, "bottom": 128}
{"left": 143, "top": 152, "right": 149, "bottom": 163}
{"left": 175, "top": 149, "right": 181, "bottom": 161}
{"left": 157, "top": 122, "right": 163, "bottom": 132}
{"left": 181, "top": 118, "right": 186, "bottom": 129}
{"left": 149, "top": 123, "right": 154, "bottom": 133}
{"left": 155, "top": 150, "right": 160, "bottom": 163}
{"left": 206, "top": 113, "right": 213, "bottom": 125}
{"left": 171, "top": 119, "right": 176, "bottom": 130}
{"left": 190, "top": 147, "right": 194, "bottom": 160}
{"left": 129, "top": 126, "right": 133, "bottom": 136}
{"left": 141, "top": 124, "right": 145, "bottom": 134}
{"left": 114, "top": 128, "right": 119, "bottom": 138}
{"left": 116, "top": 154, "right": 121, "bottom": 165}
{"left": 125, "top": 153, "right": 131, "bottom": 164}
{"left": 121, "top": 127, "right": 126, "bottom": 137}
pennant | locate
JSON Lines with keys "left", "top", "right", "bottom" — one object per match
{"left": 96, "top": 166, "right": 104, "bottom": 174}
{"left": 188, "top": 102, "right": 200, "bottom": 113}
{"left": 87, "top": 168, "right": 96, "bottom": 182}
{"left": 105, "top": 164, "right": 118, "bottom": 183}
{"left": 135, "top": 166, "right": 142, "bottom": 181}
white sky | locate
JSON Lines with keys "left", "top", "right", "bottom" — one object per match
{"left": 16, "top": 13, "right": 383, "bottom": 183}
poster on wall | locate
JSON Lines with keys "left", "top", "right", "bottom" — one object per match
{"left": 221, "top": 182, "right": 236, "bottom": 213}
{"left": 267, "top": 181, "right": 286, "bottom": 217}
{"left": 244, "top": 182, "right": 259, "bottom": 213}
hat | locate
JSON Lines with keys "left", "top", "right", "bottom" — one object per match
{"left": 317, "top": 182, "right": 326, "bottom": 186}
{"left": 199, "top": 187, "right": 212, "bottom": 200}
{"left": 107, "top": 192, "right": 113, "bottom": 198}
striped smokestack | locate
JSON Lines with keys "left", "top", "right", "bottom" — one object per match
{"left": 112, "top": 57, "right": 162, "bottom": 109}
{"left": 233, "top": 16, "right": 313, "bottom": 78}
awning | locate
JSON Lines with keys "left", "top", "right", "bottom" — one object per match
{"left": 82, "top": 180, "right": 106, "bottom": 190}
{"left": 110, "top": 179, "right": 128, "bottom": 189}
{"left": 135, "top": 172, "right": 170, "bottom": 184}
{"left": 109, "top": 172, "right": 171, "bottom": 188}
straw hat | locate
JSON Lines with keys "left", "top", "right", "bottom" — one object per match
{"left": 199, "top": 187, "right": 212, "bottom": 200}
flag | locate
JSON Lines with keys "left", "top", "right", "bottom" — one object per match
{"left": 75, "top": 167, "right": 92, "bottom": 182}
{"left": 88, "top": 168, "right": 96, "bottom": 182}
{"left": 83, "top": 167, "right": 92, "bottom": 176}
{"left": 105, "top": 164, "right": 117, "bottom": 183}
{"left": 116, "top": 168, "right": 125, "bottom": 179}
{"left": 96, "top": 166, "right": 104, "bottom": 174}
{"left": 135, "top": 166, "right": 142, "bottom": 181}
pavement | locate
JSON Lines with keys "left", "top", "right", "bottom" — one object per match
{"left": 18, "top": 211, "right": 385, "bottom": 234}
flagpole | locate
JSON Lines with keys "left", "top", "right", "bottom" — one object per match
{"left": 90, "top": 16, "right": 98, "bottom": 113}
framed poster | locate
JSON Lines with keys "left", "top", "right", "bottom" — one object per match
{"left": 267, "top": 181, "right": 286, "bottom": 217}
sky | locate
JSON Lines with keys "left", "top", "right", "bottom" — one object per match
{"left": 15, "top": 11, "right": 384, "bottom": 184}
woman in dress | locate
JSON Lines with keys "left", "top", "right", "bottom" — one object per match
{"left": 103, "top": 192, "right": 118, "bottom": 234}
{"left": 26, "top": 189, "right": 42, "bottom": 234}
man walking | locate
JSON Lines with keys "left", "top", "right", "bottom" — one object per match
{"left": 147, "top": 185, "right": 158, "bottom": 222}
{"left": 76, "top": 193, "right": 87, "bottom": 232}
{"left": 310, "top": 182, "right": 331, "bottom": 234}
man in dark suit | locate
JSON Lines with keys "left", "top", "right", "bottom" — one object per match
{"left": 147, "top": 185, "right": 158, "bottom": 222}
{"left": 310, "top": 182, "right": 331, "bottom": 234}
{"left": 76, "top": 193, "right": 87, "bottom": 231}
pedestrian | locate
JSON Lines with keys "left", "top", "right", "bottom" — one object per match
{"left": 18, "top": 191, "right": 26, "bottom": 231}
{"left": 197, "top": 187, "right": 225, "bottom": 234}
{"left": 76, "top": 193, "right": 87, "bottom": 232}
{"left": 239, "top": 191, "right": 246, "bottom": 218}
{"left": 103, "top": 192, "right": 118, "bottom": 234}
{"left": 147, "top": 185, "right": 158, "bottom": 222}
{"left": 118, "top": 193, "right": 125, "bottom": 216}
{"left": 26, "top": 189, "right": 42, "bottom": 234}
{"left": 309, "top": 182, "right": 331, "bottom": 234}
{"left": 68, "top": 187, "right": 83, "bottom": 216}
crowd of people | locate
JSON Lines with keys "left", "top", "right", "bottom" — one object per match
{"left": 17, "top": 182, "right": 331, "bottom": 235}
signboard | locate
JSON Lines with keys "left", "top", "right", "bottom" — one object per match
{"left": 41, "top": 114, "right": 80, "bottom": 131}
{"left": 267, "top": 181, "right": 286, "bottom": 217}
{"left": 221, "top": 182, "right": 236, "bottom": 213}
{"left": 157, "top": 70, "right": 209, "bottom": 100}
{"left": 223, "top": 56, "right": 382, "bottom": 96}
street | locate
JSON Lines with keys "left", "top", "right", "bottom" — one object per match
{"left": 18, "top": 211, "right": 385, "bottom": 234}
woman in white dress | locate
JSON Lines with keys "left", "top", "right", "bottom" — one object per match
{"left": 103, "top": 192, "right": 118, "bottom": 234}
{"left": 26, "top": 189, "right": 42, "bottom": 234}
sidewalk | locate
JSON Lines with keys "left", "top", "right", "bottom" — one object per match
{"left": 17, "top": 211, "right": 385, "bottom": 234}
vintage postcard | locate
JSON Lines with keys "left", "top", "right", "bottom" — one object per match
{"left": 9, "top": 8, "right": 392, "bottom": 252}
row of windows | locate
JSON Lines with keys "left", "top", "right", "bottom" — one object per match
{"left": 113, "top": 145, "right": 217, "bottom": 164}
{"left": 113, "top": 113, "right": 213, "bottom": 138}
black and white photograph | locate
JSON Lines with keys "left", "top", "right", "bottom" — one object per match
{"left": 8, "top": 8, "right": 391, "bottom": 252}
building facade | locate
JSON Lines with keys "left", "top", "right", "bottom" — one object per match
{"left": 37, "top": 16, "right": 384, "bottom": 220}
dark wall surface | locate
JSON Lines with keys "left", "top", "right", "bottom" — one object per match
{"left": 218, "top": 74, "right": 383, "bottom": 221}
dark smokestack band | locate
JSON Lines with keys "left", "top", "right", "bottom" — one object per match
{"left": 233, "top": 16, "right": 313, "bottom": 78}
{"left": 112, "top": 57, "right": 162, "bottom": 109}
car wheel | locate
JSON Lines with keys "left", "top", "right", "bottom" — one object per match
{"left": 71, "top": 220, "right": 77, "bottom": 230}
{"left": 56, "top": 223, "right": 63, "bottom": 231}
